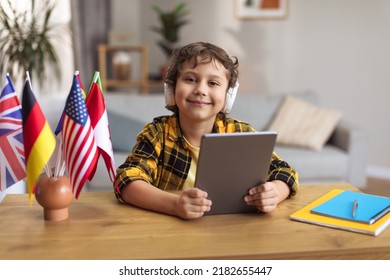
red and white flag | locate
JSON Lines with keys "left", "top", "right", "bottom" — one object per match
{"left": 85, "top": 71, "right": 116, "bottom": 182}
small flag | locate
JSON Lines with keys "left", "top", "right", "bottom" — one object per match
{"left": 0, "top": 75, "right": 26, "bottom": 190}
{"left": 86, "top": 71, "right": 103, "bottom": 96}
{"left": 85, "top": 71, "right": 116, "bottom": 182}
{"left": 54, "top": 110, "right": 64, "bottom": 136}
{"left": 21, "top": 74, "right": 56, "bottom": 202}
{"left": 62, "top": 74, "right": 99, "bottom": 198}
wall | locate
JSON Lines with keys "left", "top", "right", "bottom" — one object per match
{"left": 2, "top": 0, "right": 388, "bottom": 171}
{"left": 113, "top": 0, "right": 390, "bottom": 176}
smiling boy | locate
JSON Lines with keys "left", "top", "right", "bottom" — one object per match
{"left": 114, "top": 42, "right": 298, "bottom": 219}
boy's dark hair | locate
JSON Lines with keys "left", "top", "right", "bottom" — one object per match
{"left": 164, "top": 42, "right": 239, "bottom": 114}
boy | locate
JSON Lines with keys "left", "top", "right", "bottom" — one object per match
{"left": 114, "top": 42, "right": 298, "bottom": 219}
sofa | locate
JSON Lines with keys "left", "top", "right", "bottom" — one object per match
{"left": 1, "top": 90, "right": 367, "bottom": 203}
{"left": 82, "top": 91, "right": 368, "bottom": 192}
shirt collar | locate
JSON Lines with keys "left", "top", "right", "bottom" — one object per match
{"left": 167, "top": 115, "right": 184, "bottom": 143}
{"left": 167, "top": 115, "right": 228, "bottom": 147}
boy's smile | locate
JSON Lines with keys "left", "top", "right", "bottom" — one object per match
{"left": 186, "top": 99, "right": 212, "bottom": 106}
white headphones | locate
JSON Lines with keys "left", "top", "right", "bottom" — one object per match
{"left": 164, "top": 82, "right": 176, "bottom": 107}
{"left": 164, "top": 81, "right": 239, "bottom": 114}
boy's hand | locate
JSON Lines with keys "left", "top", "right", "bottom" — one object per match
{"left": 174, "top": 188, "right": 212, "bottom": 219}
{"left": 244, "top": 182, "right": 280, "bottom": 213}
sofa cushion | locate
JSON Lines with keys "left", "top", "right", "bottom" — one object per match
{"left": 268, "top": 96, "right": 342, "bottom": 151}
{"left": 275, "top": 144, "right": 349, "bottom": 183}
{"left": 230, "top": 91, "right": 319, "bottom": 131}
{"left": 107, "top": 110, "right": 145, "bottom": 152}
{"left": 231, "top": 94, "right": 282, "bottom": 130}
{"left": 105, "top": 93, "right": 168, "bottom": 124}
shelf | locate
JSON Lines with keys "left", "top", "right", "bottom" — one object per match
{"left": 148, "top": 80, "right": 164, "bottom": 90}
{"left": 98, "top": 44, "right": 149, "bottom": 94}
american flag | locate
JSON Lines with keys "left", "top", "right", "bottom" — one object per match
{"left": 0, "top": 75, "right": 25, "bottom": 190}
{"left": 62, "top": 74, "right": 99, "bottom": 198}
{"left": 54, "top": 71, "right": 86, "bottom": 136}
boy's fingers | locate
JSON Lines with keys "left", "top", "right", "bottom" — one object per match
{"left": 186, "top": 187, "right": 208, "bottom": 198}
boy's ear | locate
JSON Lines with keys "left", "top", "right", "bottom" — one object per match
{"left": 222, "top": 81, "right": 239, "bottom": 114}
{"left": 164, "top": 83, "right": 175, "bottom": 106}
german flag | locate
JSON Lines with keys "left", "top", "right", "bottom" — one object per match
{"left": 21, "top": 76, "right": 56, "bottom": 203}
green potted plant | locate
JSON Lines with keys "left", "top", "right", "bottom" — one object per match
{"left": 0, "top": 0, "right": 61, "bottom": 87}
{"left": 151, "top": 2, "right": 189, "bottom": 59}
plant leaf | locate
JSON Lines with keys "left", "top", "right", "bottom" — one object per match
{"left": 0, "top": 0, "right": 62, "bottom": 85}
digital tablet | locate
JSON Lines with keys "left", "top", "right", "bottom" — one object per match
{"left": 194, "top": 131, "right": 277, "bottom": 215}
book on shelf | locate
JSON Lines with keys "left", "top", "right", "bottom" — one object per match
{"left": 290, "top": 189, "right": 390, "bottom": 236}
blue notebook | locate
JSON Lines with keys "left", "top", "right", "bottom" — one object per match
{"left": 310, "top": 190, "right": 390, "bottom": 224}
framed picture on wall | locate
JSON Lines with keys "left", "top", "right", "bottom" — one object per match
{"left": 235, "top": 0, "right": 288, "bottom": 20}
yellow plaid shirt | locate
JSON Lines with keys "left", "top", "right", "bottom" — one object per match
{"left": 114, "top": 115, "right": 299, "bottom": 203}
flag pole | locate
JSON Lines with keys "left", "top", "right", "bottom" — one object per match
{"left": 93, "top": 71, "right": 99, "bottom": 83}
{"left": 54, "top": 139, "right": 62, "bottom": 177}
{"left": 59, "top": 161, "right": 66, "bottom": 177}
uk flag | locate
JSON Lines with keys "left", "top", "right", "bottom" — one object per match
{"left": 0, "top": 75, "right": 25, "bottom": 191}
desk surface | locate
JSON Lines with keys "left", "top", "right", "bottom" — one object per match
{"left": 1, "top": 184, "right": 390, "bottom": 260}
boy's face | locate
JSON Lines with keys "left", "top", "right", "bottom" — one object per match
{"left": 174, "top": 57, "right": 229, "bottom": 123}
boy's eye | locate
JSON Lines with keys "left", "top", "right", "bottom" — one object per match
{"left": 184, "top": 76, "right": 196, "bottom": 83}
{"left": 209, "top": 81, "right": 220, "bottom": 86}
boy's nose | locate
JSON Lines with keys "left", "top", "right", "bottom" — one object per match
{"left": 194, "top": 82, "right": 207, "bottom": 95}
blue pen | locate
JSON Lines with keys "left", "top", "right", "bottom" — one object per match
{"left": 352, "top": 199, "right": 358, "bottom": 218}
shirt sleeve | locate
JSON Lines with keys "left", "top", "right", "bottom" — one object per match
{"left": 267, "top": 152, "right": 299, "bottom": 198}
{"left": 114, "top": 124, "right": 161, "bottom": 202}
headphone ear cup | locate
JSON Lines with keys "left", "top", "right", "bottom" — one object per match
{"left": 222, "top": 81, "right": 239, "bottom": 114}
{"left": 164, "top": 83, "right": 175, "bottom": 106}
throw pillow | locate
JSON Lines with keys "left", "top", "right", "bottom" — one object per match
{"left": 267, "top": 96, "right": 342, "bottom": 151}
{"left": 107, "top": 110, "right": 146, "bottom": 152}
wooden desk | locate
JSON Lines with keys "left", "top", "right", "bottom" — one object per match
{"left": 1, "top": 184, "right": 390, "bottom": 260}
